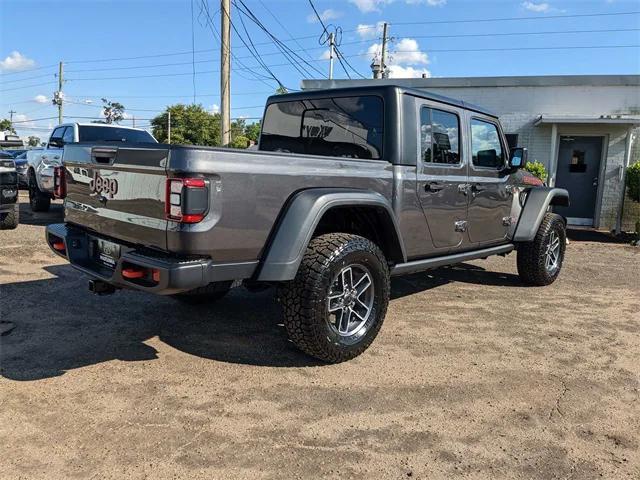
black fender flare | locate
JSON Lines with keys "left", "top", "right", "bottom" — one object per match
{"left": 257, "top": 188, "right": 406, "bottom": 282}
{"left": 513, "top": 187, "right": 570, "bottom": 242}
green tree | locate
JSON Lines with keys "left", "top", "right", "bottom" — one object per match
{"left": 151, "top": 104, "right": 221, "bottom": 146}
{"left": 230, "top": 118, "right": 246, "bottom": 141}
{"left": 27, "top": 136, "right": 40, "bottom": 147}
{"left": 229, "top": 135, "right": 250, "bottom": 149}
{"left": 101, "top": 98, "right": 125, "bottom": 124}
{"left": 244, "top": 121, "right": 261, "bottom": 142}
{"left": 0, "top": 119, "right": 16, "bottom": 134}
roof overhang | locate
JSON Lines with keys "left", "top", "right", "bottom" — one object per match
{"left": 534, "top": 115, "right": 640, "bottom": 126}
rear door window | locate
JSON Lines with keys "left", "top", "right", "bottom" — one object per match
{"left": 261, "top": 95, "right": 384, "bottom": 160}
{"left": 471, "top": 119, "right": 505, "bottom": 169}
{"left": 78, "top": 126, "right": 157, "bottom": 143}
{"left": 420, "top": 107, "right": 461, "bottom": 165}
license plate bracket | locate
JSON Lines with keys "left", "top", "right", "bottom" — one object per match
{"left": 94, "top": 238, "right": 121, "bottom": 269}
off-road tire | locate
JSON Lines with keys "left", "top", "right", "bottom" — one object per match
{"left": 28, "top": 172, "right": 51, "bottom": 212}
{"left": 278, "top": 233, "right": 390, "bottom": 363}
{"left": 172, "top": 281, "right": 233, "bottom": 304}
{"left": 0, "top": 205, "right": 18, "bottom": 230}
{"left": 517, "top": 213, "right": 566, "bottom": 286}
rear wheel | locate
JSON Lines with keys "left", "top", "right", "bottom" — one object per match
{"left": 0, "top": 205, "right": 18, "bottom": 230}
{"left": 517, "top": 213, "right": 566, "bottom": 286}
{"left": 171, "top": 281, "right": 233, "bottom": 304}
{"left": 278, "top": 233, "right": 390, "bottom": 363}
{"left": 28, "top": 171, "right": 51, "bottom": 212}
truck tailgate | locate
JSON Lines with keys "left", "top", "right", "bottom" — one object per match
{"left": 63, "top": 144, "right": 169, "bottom": 251}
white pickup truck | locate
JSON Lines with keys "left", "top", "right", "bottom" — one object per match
{"left": 26, "top": 122, "right": 157, "bottom": 211}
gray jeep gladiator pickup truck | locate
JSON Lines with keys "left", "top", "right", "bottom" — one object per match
{"left": 46, "top": 86, "right": 569, "bottom": 362}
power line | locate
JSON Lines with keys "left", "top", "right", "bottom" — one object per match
{"left": 391, "top": 10, "right": 640, "bottom": 26}
{"left": 235, "top": 0, "right": 325, "bottom": 79}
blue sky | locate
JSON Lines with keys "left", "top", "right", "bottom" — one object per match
{"left": 1, "top": 0, "right": 639, "bottom": 141}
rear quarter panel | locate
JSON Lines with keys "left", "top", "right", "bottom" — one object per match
{"left": 167, "top": 147, "right": 394, "bottom": 262}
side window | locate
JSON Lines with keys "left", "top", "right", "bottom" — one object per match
{"left": 420, "top": 107, "right": 460, "bottom": 165}
{"left": 62, "top": 127, "right": 74, "bottom": 144}
{"left": 471, "top": 119, "right": 504, "bottom": 169}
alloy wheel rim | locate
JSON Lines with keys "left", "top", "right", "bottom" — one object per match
{"left": 545, "top": 230, "right": 561, "bottom": 273}
{"left": 327, "top": 264, "right": 374, "bottom": 337}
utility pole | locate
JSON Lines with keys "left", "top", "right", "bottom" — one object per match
{"left": 380, "top": 22, "right": 389, "bottom": 79}
{"left": 132, "top": 116, "right": 136, "bottom": 128}
{"left": 220, "top": 0, "right": 231, "bottom": 147}
{"left": 167, "top": 110, "right": 171, "bottom": 144}
{"left": 56, "top": 62, "right": 64, "bottom": 124}
{"left": 328, "top": 32, "right": 335, "bottom": 80}
{"left": 8, "top": 110, "right": 16, "bottom": 129}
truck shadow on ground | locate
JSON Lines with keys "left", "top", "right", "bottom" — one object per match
{"left": 1, "top": 263, "right": 522, "bottom": 381}
{"left": 17, "top": 199, "right": 64, "bottom": 227}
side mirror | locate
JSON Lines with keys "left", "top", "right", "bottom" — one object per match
{"left": 509, "top": 147, "right": 528, "bottom": 169}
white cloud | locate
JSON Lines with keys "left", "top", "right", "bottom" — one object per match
{"left": 307, "top": 8, "right": 342, "bottom": 23}
{"left": 522, "top": 1, "right": 550, "bottom": 12}
{"left": 367, "top": 37, "right": 429, "bottom": 65}
{"left": 319, "top": 49, "right": 332, "bottom": 60}
{"left": 33, "top": 94, "right": 49, "bottom": 104}
{"left": 387, "top": 65, "right": 431, "bottom": 78}
{"left": 390, "top": 38, "right": 429, "bottom": 65}
{"left": 356, "top": 21, "right": 386, "bottom": 40}
{"left": 0, "top": 51, "right": 36, "bottom": 72}
{"left": 350, "top": 0, "right": 381, "bottom": 12}
{"left": 350, "top": 0, "right": 445, "bottom": 13}
{"left": 211, "top": 104, "right": 220, "bottom": 114}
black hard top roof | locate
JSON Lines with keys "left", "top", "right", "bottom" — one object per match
{"left": 266, "top": 84, "right": 497, "bottom": 118}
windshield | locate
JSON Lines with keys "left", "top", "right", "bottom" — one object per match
{"left": 78, "top": 126, "right": 157, "bottom": 143}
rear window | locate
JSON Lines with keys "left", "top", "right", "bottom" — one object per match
{"left": 260, "top": 95, "right": 384, "bottom": 160}
{"left": 78, "top": 126, "right": 157, "bottom": 143}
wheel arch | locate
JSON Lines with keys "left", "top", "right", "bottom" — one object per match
{"left": 513, "top": 187, "right": 570, "bottom": 242}
{"left": 256, "top": 188, "right": 406, "bottom": 282}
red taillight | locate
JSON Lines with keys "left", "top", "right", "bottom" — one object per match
{"left": 52, "top": 241, "right": 65, "bottom": 252}
{"left": 54, "top": 166, "right": 66, "bottom": 199}
{"left": 165, "top": 177, "right": 208, "bottom": 223}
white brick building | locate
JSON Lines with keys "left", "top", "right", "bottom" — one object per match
{"left": 302, "top": 75, "right": 640, "bottom": 232}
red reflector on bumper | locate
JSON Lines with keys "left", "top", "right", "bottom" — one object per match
{"left": 122, "top": 268, "right": 146, "bottom": 279}
{"left": 52, "top": 242, "right": 65, "bottom": 251}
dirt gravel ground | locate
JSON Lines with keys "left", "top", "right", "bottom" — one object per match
{"left": 1, "top": 193, "right": 639, "bottom": 479}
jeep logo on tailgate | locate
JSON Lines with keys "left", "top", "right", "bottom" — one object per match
{"left": 89, "top": 172, "right": 118, "bottom": 198}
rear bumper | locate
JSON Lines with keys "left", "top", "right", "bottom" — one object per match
{"left": 45, "top": 223, "right": 257, "bottom": 295}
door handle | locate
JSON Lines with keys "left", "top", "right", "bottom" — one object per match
{"left": 53, "top": 155, "right": 60, "bottom": 160}
{"left": 425, "top": 182, "right": 445, "bottom": 192}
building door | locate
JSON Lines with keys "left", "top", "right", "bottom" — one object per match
{"left": 555, "top": 136, "right": 603, "bottom": 226}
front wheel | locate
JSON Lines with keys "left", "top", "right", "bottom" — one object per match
{"left": 517, "top": 213, "right": 566, "bottom": 286}
{"left": 0, "top": 205, "right": 19, "bottom": 230}
{"left": 278, "top": 233, "right": 390, "bottom": 363}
